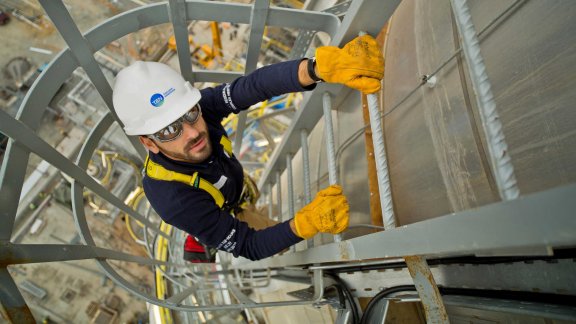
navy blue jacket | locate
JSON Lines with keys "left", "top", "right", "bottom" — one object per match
{"left": 143, "top": 60, "right": 314, "bottom": 260}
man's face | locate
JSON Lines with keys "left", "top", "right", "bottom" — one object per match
{"left": 140, "top": 115, "right": 213, "bottom": 163}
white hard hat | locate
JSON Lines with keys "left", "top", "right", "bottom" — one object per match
{"left": 112, "top": 61, "right": 201, "bottom": 135}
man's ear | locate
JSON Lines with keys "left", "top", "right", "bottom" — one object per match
{"left": 139, "top": 136, "right": 160, "bottom": 154}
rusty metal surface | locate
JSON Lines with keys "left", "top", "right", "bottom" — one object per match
{"left": 405, "top": 256, "right": 449, "bottom": 323}
{"left": 0, "top": 268, "right": 36, "bottom": 323}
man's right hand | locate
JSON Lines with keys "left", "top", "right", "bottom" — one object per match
{"left": 293, "top": 185, "right": 350, "bottom": 239}
{"left": 315, "top": 35, "right": 384, "bottom": 94}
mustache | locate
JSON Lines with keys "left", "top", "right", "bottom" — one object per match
{"left": 184, "top": 132, "right": 208, "bottom": 151}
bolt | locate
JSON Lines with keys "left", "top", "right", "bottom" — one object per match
{"left": 425, "top": 75, "right": 438, "bottom": 88}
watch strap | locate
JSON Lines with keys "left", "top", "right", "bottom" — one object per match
{"left": 307, "top": 57, "right": 324, "bottom": 82}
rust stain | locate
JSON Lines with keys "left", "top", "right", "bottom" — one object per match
{"left": 4, "top": 305, "right": 35, "bottom": 324}
{"left": 404, "top": 256, "right": 449, "bottom": 322}
{"left": 0, "top": 244, "right": 32, "bottom": 267}
{"left": 338, "top": 242, "right": 350, "bottom": 260}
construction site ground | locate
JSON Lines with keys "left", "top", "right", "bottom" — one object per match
{"left": 9, "top": 200, "right": 151, "bottom": 323}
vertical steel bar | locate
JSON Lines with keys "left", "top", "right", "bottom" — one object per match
{"left": 300, "top": 128, "right": 314, "bottom": 248}
{"left": 168, "top": 0, "right": 195, "bottom": 83}
{"left": 322, "top": 93, "right": 338, "bottom": 185}
{"left": 364, "top": 63, "right": 448, "bottom": 322}
{"left": 276, "top": 171, "right": 282, "bottom": 222}
{"left": 286, "top": 154, "right": 296, "bottom": 252}
{"left": 0, "top": 143, "right": 27, "bottom": 242}
{"left": 234, "top": 0, "right": 270, "bottom": 156}
{"left": 245, "top": 0, "right": 269, "bottom": 73}
{"left": 366, "top": 93, "right": 395, "bottom": 229}
{"left": 268, "top": 183, "right": 274, "bottom": 219}
{"left": 450, "top": 0, "right": 519, "bottom": 201}
{"left": 300, "top": 129, "right": 312, "bottom": 205}
{"left": 37, "top": 0, "right": 146, "bottom": 159}
{"left": 0, "top": 267, "right": 35, "bottom": 323}
{"left": 286, "top": 154, "right": 295, "bottom": 221}
{"left": 322, "top": 92, "right": 342, "bottom": 242}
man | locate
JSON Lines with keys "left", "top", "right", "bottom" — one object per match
{"left": 113, "top": 35, "right": 384, "bottom": 261}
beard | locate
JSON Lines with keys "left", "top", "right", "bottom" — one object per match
{"left": 157, "top": 131, "right": 212, "bottom": 163}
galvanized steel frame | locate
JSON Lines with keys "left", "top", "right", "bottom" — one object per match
{"left": 234, "top": 182, "right": 576, "bottom": 269}
{"left": 257, "top": 0, "right": 402, "bottom": 187}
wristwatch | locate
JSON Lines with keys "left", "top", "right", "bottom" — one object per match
{"left": 307, "top": 57, "right": 324, "bottom": 83}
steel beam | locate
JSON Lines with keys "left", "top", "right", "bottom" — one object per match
{"left": 268, "top": 183, "right": 274, "bottom": 220}
{"left": 168, "top": 0, "right": 195, "bottom": 83}
{"left": 286, "top": 153, "right": 296, "bottom": 252}
{"left": 233, "top": 183, "right": 576, "bottom": 269}
{"left": 234, "top": 0, "right": 270, "bottom": 156}
{"left": 0, "top": 243, "right": 177, "bottom": 267}
{"left": 300, "top": 129, "right": 314, "bottom": 248}
{"left": 300, "top": 129, "right": 312, "bottom": 205}
{"left": 286, "top": 154, "right": 295, "bottom": 221}
{"left": 276, "top": 171, "right": 282, "bottom": 221}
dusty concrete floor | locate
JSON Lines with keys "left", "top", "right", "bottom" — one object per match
{"left": 0, "top": 0, "right": 130, "bottom": 88}
{"left": 10, "top": 197, "right": 152, "bottom": 323}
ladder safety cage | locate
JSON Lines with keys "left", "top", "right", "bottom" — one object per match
{"left": 0, "top": 0, "right": 347, "bottom": 320}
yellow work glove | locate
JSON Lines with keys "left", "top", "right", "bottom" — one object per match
{"left": 315, "top": 35, "right": 384, "bottom": 94}
{"left": 294, "top": 185, "right": 350, "bottom": 239}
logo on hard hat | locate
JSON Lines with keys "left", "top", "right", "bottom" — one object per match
{"left": 150, "top": 87, "right": 176, "bottom": 107}
{"left": 150, "top": 93, "right": 164, "bottom": 107}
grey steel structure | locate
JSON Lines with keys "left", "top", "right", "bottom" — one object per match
{"left": 1, "top": 0, "right": 576, "bottom": 323}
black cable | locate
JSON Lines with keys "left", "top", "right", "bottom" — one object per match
{"left": 324, "top": 284, "right": 347, "bottom": 311}
{"left": 325, "top": 273, "right": 360, "bottom": 324}
{"left": 360, "top": 285, "right": 416, "bottom": 324}
{"left": 360, "top": 284, "right": 576, "bottom": 323}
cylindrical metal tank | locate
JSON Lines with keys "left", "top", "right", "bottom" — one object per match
{"left": 382, "top": 0, "right": 576, "bottom": 225}
{"left": 272, "top": 0, "right": 576, "bottom": 242}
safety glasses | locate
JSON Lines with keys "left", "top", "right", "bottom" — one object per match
{"left": 148, "top": 104, "right": 202, "bottom": 142}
